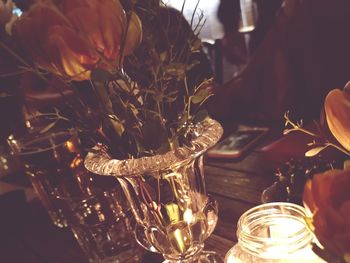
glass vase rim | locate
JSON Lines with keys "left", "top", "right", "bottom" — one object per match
{"left": 84, "top": 117, "right": 223, "bottom": 177}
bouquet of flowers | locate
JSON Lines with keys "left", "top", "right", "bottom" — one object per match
{"left": 1, "top": 3, "right": 224, "bottom": 261}
{"left": 1, "top": 0, "right": 213, "bottom": 158}
{"left": 284, "top": 83, "right": 350, "bottom": 263}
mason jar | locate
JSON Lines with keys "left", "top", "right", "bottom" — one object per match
{"left": 225, "top": 202, "right": 325, "bottom": 263}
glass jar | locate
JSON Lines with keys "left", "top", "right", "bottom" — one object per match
{"left": 225, "top": 202, "right": 325, "bottom": 263}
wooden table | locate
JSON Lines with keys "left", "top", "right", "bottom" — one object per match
{"left": 0, "top": 126, "right": 324, "bottom": 263}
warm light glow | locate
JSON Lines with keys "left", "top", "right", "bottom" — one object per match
{"left": 65, "top": 140, "right": 76, "bottom": 152}
{"left": 267, "top": 217, "right": 304, "bottom": 238}
{"left": 238, "top": 25, "right": 255, "bottom": 33}
{"left": 183, "top": 208, "right": 194, "bottom": 224}
{"left": 226, "top": 254, "right": 243, "bottom": 263}
{"left": 224, "top": 203, "right": 325, "bottom": 263}
{"left": 70, "top": 156, "right": 82, "bottom": 169}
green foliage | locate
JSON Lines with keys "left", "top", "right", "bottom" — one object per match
{"left": 0, "top": 0, "right": 214, "bottom": 159}
{"left": 87, "top": 2, "right": 214, "bottom": 158}
{"left": 193, "top": 109, "right": 208, "bottom": 124}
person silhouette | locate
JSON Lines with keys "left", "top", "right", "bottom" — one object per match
{"left": 207, "top": 0, "right": 350, "bottom": 125}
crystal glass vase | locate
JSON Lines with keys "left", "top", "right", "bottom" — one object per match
{"left": 85, "top": 117, "right": 223, "bottom": 263}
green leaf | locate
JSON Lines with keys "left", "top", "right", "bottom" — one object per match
{"left": 163, "top": 63, "right": 187, "bottom": 80}
{"left": 108, "top": 115, "right": 125, "bottom": 136}
{"left": 91, "top": 68, "right": 111, "bottom": 82}
{"left": 305, "top": 146, "right": 327, "bottom": 157}
{"left": 193, "top": 109, "right": 208, "bottom": 124}
{"left": 39, "top": 121, "right": 57, "bottom": 134}
{"left": 191, "top": 89, "right": 210, "bottom": 104}
{"left": 94, "top": 80, "right": 113, "bottom": 114}
{"left": 164, "top": 97, "right": 177, "bottom": 103}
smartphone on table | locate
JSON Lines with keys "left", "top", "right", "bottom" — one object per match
{"left": 207, "top": 125, "right": 269, "bottom": 159}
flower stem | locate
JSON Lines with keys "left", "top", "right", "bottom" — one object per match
{"left": 327, "top": 143, "right": 350, "bottom": 157}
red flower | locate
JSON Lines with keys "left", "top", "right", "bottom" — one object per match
{"left": 13, "top": 0, "right": 141, "bottom": 81}
{"left": 58, "top": 0, "right": 126, "bottom": 62}
{"left": 303, "top": 169, "right": 350, "bottom": 260}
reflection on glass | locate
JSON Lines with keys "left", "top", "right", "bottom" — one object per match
{"left": 10, "top": 130, "right": 82, "bottom": 227}
{"left": 8, "top": 114, "right": 82, "bottom": 228}
{"left": 55, "top": 177, "right": 143, "bottom": 263}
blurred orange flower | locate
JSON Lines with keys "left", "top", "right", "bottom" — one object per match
{"left": 324, "top": 87, "right": 350, "bottom": 151}
{"left": 303, "top": 169, "right": 350, "bottom": 262}
{"left": 13, "top": 0, "right": 141, "bottom": 81}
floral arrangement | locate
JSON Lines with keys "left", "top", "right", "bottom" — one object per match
{"left": 284, "top": 83, "right": 350, "bottom": 263}
{"left": 0, "top": 0, "right": 213, "bottom": 158}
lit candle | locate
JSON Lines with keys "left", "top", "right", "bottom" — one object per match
{"left": 225, "top": 202, "right": 326, "bottom": 263}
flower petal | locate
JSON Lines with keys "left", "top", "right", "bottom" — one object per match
{"left": 329, "top": 170, "right": 350, "bottom": 208}
{"left": 45, "top": 25, "right": 98, "bottom": 80}
{"left": 13, "top": 2, "right": 71, "bottom": 70}
{"left": 97, "top": 0, "right": 126, "bottom": 60}
{"left": 324, "top": 89, "right": 350, "bottom": 151}
{"left": 303, "top": 179, "right": 317, "bottom": 214}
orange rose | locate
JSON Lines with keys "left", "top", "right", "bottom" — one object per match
{"left": 324, "top": 88, "right": 350, "bottom": 151}
{"left": 303, "top": 169, "right": 350, "bottom": 260}
{"left": 13, "top": 0, "right": 142, "bottom": 81}
{"left": 58, "top": 0, "right": 126, "bottom": 62}
{"left": 13, "top": 2, "right": 98, "bottom": 81}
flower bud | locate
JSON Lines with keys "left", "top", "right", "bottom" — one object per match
{"left": 124, "top": 12, "right": 142, "bottom": 55}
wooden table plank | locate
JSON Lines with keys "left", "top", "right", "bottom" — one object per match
{"left": 205, "top": 164, "right": 275, "bottom": 204}
{"left": 205, "top": 234, "right": 235, "bottom": 261}
{"left": 205, "top": 151, "right": 282, "bottom": 174}
{"left": 210, "top": 193, "right": 256, "bottom": 242}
